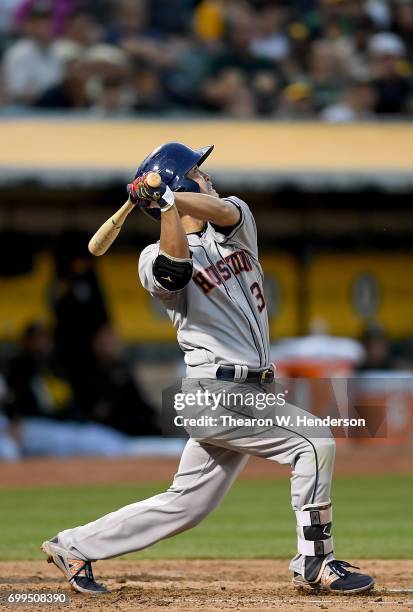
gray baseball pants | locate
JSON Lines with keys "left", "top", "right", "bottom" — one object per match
{"left": 57, "top": 387, "right": 336, "bottom": 573}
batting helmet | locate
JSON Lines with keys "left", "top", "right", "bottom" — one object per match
{"left": 134, "top": 142, "right": 214, "bottom": 221}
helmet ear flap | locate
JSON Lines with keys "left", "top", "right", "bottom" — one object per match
{"left": 172, "top": 177, "right": 201, "bottom": 193}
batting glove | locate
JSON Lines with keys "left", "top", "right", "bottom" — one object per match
{"left": 127, "top": 174, "right": 175, "bottom": 211}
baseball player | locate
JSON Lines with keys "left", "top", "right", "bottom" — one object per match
{"left": 42, "top": 143, "right": 374, "bottom": 595}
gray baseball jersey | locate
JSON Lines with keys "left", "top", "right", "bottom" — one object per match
{"left": 138, "top": 196, "right": 270, "bottom": 377}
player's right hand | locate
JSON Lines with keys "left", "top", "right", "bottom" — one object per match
{"left": 127, "top": 174, "right": 175, "bottom": 210}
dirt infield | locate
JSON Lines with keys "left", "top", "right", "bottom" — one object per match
{"left": 0, "top": 560, "right": 411, "bottom": 612}
{"left": 0, "top": 445, "right": 412, "bottom": 488}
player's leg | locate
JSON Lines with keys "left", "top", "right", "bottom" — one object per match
{"left": 42, "top": 438, "right": 247, "bottom": 592}
{"left": 264, "top": 405, "right": 373, "bottom": 594}
{"left": 203, "top": 398, "right": 373, "bottom": 594}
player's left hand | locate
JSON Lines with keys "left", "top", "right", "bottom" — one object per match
{"left": 127, "top": 174, "right": 175, "bottom": 210}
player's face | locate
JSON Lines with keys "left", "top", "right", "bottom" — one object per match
{"left": 187, "top": 166, "right": 219, "bottom": 197}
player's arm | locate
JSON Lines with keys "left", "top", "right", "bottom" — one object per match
{"left": 159, "top": 204, "right": 190, "bottom": 259}
{"left": 130, "top": 176, "right": 193, "bottom": 292}
{"left": 174, "top": 192, "right": 240, "bottom": 227}
{"left": 154, "top": 205, "right": 193, "bottom": 291}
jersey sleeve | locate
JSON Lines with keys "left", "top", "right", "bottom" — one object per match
{"left": 207, "top": 196, "right": 258, "bottom": 258}
{"left": 138, "top": 243, "right": 178, "bottom": 299}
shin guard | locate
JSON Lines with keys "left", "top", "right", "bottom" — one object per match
{"left": 295, "top": 501, "right": 333, "bottom": 582}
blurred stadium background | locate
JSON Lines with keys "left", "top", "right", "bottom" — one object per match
{"left": 0, "top": 0, "right": 413, "bottom": 461}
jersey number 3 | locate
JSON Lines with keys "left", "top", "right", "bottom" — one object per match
{"left": 250, "top": 282, "right": 266, "bottom": 312}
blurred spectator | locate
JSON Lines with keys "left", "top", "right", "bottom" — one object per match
{"left": 82, "top": 44, "right": 132, "bottom": 115}
{"left": 252, "top": 70, "right": 281, "bottom": 116}
{"left": 112, "top": 0, "right": 187, "bottom": 73}
{"left": 393, "top": 0, "right": 413, "bottom": 58}
{"left": 14, "top": 0, "right": 76, "bottom": 36}
{"left": 250, "top": 5, "right": 290, "bottom": 63}
{"left": 131, "top": 61, "right": 170, "bottom": 113}
{"left": 358, "top": 324, "right": 392, "bottom": 371}
{"left": 1, "top": 0, "right": 413, "bottom": 118}
{"left": 6, "top": 322, "right": 80, "bottom": 421}
{"left": 51, "top": 231, "right": 109, "bottom": 383}
{"left": 90, "top": 74, "right": 133, "bottom": 117}
{"left": 369, "top": 31, "right": 406, "bottom": 58}
{"left": 84, "top": 43, "right": 129, "bottom": 82}
{"left": 203, "top": 67, "right": 256, "bottom": 117}
{"left": 369, "top": 32, "right": 412, "bottom": 114}
{"left": 2, "top": 2, "right": 63, "bottom": 105}
{"left": 74, "top": 325, "right": 160, "bottom": 436}
{"left": 35, "top": 57, "right": 89, "bottom": 109}
{"left": 308, "top": 40, "right": 349, "bottom": 110}
{"left": 202, "top": 6, "right": 280, "bottom": 115}
{"left": 277, "top": 81, "right": 315, "bottom": 119}
{"left": 194, "top": 0, "right": 226, "bottom": 45}
{"left": 364, "top": 0, "right": 391, "bottom": 30}
{"left": 205, "top": 6, "right": 276, "bottom": 80}
{"left": 321, "top": 79, "right": 377, "bottom": 122}
{"left": 58, "top": 8, "right": 97, "bottom": 46}
{"left": 106, "top": 0, "right": 149, "bottom": 46}
{"left": 51, "top": 8, "right": 99, "bottom": 61}
{"left": 2, "top": 322, "right": 169, "bottom": 458}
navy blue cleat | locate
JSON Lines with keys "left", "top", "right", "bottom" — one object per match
{"left": 293, "top": 559, "right": 374, "bottom": 594}
{"left": 41, "top": 537, "right": 107, "bottom": 594}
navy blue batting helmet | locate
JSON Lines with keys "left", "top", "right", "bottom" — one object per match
{"left": 134, "top": 142, "right": 214, "bottom": 221}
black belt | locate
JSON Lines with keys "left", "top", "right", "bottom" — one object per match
{"left": 216, "top": 365, "right": 274, "bottom": 384}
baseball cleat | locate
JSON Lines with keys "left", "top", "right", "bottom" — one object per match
{"left": 41, "top": 537, "right": 107, "bottom": 594}
{"left": 293, "top": 559, "right": 374, "bottom": 594}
